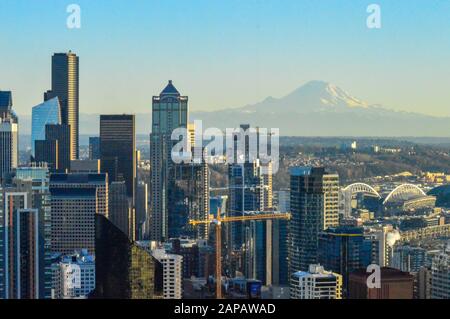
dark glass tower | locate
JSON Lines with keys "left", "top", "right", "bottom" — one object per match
{"left": 93, "top": 214, "right": 163, "bottom": 299}
{"left": 318, "top": 226, "right": 372, "bottom": 293}
{"left": 100, "top": 115, "right": 136, "bottom": 199}
{"left": 89, "top": 136, "right": 100, "bottom": 160}
{"left": 44, "top": 124, "right": 71, "bottom": 172}
{"left": 47, "top": 52, "right": 79, "bottom": 160}
{"left": 289, "top": 167, "right": 339, "bottom": 273}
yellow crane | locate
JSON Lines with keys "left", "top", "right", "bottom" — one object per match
{"left": 189, "top": 210, "right": 291, "bottom": 299}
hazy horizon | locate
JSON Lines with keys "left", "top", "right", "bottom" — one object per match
{"left": 1, "top": 0, "right": 450, "bottom": 118}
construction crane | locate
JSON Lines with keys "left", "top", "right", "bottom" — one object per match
{"left": 189, "top": 210, "right": 291, "bottom": 299}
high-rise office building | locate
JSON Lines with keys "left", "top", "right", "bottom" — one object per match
{"left": 150, "top": 81, "right": 188, "bottom": 241}
{"left": 45, "top": 52, "right": 79, "bottom": 160}
{"left": 0, "top": 91, "right": 18, "bottom": 182}
{"left": 227, "top": 124, "right": 273, "bottom": 252}
{"left": 290, "top": 264, "right": 342, "bottom": 299}
{"left": 89, "top": 136, "right": 100, "bottom": 160}
{"left": 135, "top": 181, "right": 148, "bottom": 240}
{"left": 49, "top": 173, "right": 108, "bottom": 217}
{"left": 44, "top": 124, "right": 71, "bottom": 172}
{"left": 0, "top": 190, "right": 28, "bottom": 298}
{"left": 0, "top": 117, "right": 18, "bottom": 181}
{"left": 289, "top": 167, "right": 339, "bottom": 274}
{"left": 109, "top": 181, "right": 132, "bottom": 239}
{"left": 16, "top": 209, "right": 44, "bottom": 299}
{"left": 431, "top": 251, "right": 450, "bottom": 299}
{"left": 271, "top": 218, "right": 289, "bottom": 286}
{"left": 392, "top": 245, "right": 427, "bottom": 273}
{"left": 50, "top": 187, "right": 96, "bottom": 255}
{"left": 35, "top": 139, "right": 58, "bottom": 171}
{"left": 0, "top": 91, "right": 13, "bottom": 119}
{"left": 100, "top": 114, "right": 136, "bottom": 199}
{"left": 93, "top": 215, "right": 163, "bottom": 299}
{"left": 50, "top": 173, "right": 109, "bottom": 255}
{"left": 318, "top": 226, "right": 372, "bottom": 291}
{"left": 242, "top": 218, "right": 271, "bottom": 285}
{"left": 169, "top": 161, "right": 210, "bottom": 240}
{"left": 152, "top": 248, "right": 183, "bottom": 299}
{"left": 31, "top": 97, "right": 61, "bottom": 157}
{"left": 13, "top": 166, "right": 52, "bottom": 299}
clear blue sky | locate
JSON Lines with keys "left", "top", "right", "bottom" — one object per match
{"left": 1, "top": 0, "right": 449, "bottom": 117}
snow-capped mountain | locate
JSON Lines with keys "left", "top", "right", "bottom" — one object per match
{"left": 18, "top": 81, "right": 450, "bottom": 137}
{"left": 190, "top": 80, "right": 450, "bottom": 136}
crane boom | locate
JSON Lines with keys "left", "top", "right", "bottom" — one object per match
{"left": 189, "top": 211, "right": 290, "bottom": 299}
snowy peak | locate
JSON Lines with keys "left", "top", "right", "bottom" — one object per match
{"left": 243, "top": 80, "right": 369, "bottom": 113}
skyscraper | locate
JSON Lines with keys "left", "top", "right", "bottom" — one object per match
{"left": 135, "top": 181, "right": 148, "bottom": 240}
{"left": 0, "top": 117, "right": 18, "bottom": 181}
{"left": 43, "top": 124, "right": 71, "bottom": 172}
{"left": 169, "top": 161, "right": 210, "bottom": 240}
{"left": 0, "top": 91, "right": 13, "bottom": 119}
{"left": 31, "top": 97, "right": 61, "bottom": 157}
{"left": 109, "top": 181, "right": 132, "bottom": 239}
{"left": 150, "top": 81, "right": 188, "bottom": 241}
{"left": 34, "top": 140, "right": 58, "bottom": 171}
{"left": 227, "top": 124, "right": 273, "bottom": 251}
{"left": 46, "top": 52, "right": 79, "bottom": 160}
{"left": 318, "top": 226, "right": 372, "bottom": 291}
{"left": 50, "top": 187, "right": 96, "bottom": 255}
{"left": 289, "top": 167, "right": 339, "bottom": 274}
{"left": 100, "top": 114, "right": 136, "bottom": 199}
{"left": 14, "top": 165, "right": 52, "bottom": 299}
{"left": 89, "top": 136, "right": 100, "bottom": 160}
{"left": 50, "top": 173, "right": 109, "bottom": 254}
{"left": 49, "top": 173, "right": 108, "bottom": 217}
{"left": 0, "top": 91, "right": 18, "bottom": 182}
{"left": 0, "top": 190, "right": 27, "bottom": 298}
{"left": 431, "top": 251, "right": 450, "bottom": 299}
{"left": 93, "top": 214, "right": 163, "bottom": 299}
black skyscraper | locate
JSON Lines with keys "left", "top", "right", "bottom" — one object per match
{"left": 100, "top": 115, "right": 136, "bottom": 199}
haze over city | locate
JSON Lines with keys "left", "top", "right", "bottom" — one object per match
{"left": 1, "top": 0, "right": 450, "bottom": 118}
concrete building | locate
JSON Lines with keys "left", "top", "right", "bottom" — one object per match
{"left": 290, "top": 264, "right": 342, "bottom": 299}
{"left": 51, "top": 250, "right": 95, "bottom": 299}
{"left": 152, "top": 248, "right": 183, "bottom": 299}
{"left": 431, "top": 251, "right": 450, "bottom": 299}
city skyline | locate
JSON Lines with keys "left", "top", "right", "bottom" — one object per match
{"left": 2, "top": 1, "right": 450, "bottom": 304}
{"left": 1, "top": 0, "right": 450, "bottom": 118}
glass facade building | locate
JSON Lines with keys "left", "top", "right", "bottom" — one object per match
{"left": 94, "top": 214, "right": 163, "bottom": 299}
{"left": 31, "top": 97, "right": 61, "bottom": 157}
{"left": 150, "top": 81, "right": 188, "bottom": 241}
{"left": 318, "top": 226, "right": 372, "bottom": 292}
{"left": 289, "top": 167, "right": 340, "bottom": 274}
